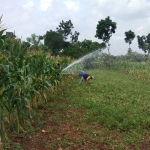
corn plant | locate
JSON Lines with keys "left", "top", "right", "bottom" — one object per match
{"left": 0, "top": 15, "right": 6, "bottom": 50}
{"left": 0, "top": 39, "right": 70, "bottom": 146}
{"left": 0, "top": 29, "right": 6, "bottom": 49}
{"left": 0, "top": 16, "right": 71, "bottom": 146}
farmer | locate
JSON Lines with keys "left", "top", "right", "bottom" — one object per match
{"left": 79, "top": 73, "right": 94, "bottom": 84}
{"left": 78, "top": 69, "right": 84, "bottom": 76}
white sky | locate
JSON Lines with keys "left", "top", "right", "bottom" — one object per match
{"left": 1, "top": 0, "right": 150, "bottom": 55}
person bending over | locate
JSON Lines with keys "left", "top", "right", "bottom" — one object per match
{"left": 79, "top": 73, "right": 94, "bottom": 84}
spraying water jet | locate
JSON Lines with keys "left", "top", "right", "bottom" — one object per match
{"left": 62, "top": 49, "right": 102, "bottom": 74}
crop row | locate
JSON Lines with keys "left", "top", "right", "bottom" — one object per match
{"left": 0, "top": 41, "right": 70, "bottom": 144}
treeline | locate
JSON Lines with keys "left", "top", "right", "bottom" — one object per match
{"left": 1, "top": 15, "right": 150, "bottom": 60}
{"left": 1, "top": 19, "right": 106, "bottom": 59}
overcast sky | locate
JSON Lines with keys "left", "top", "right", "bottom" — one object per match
{"left": 1, "top": 0, "right": 150, "bottom": 55}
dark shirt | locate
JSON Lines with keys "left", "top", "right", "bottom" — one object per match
{"left": 82, "top": 74, "right": 90, "bottom": 79}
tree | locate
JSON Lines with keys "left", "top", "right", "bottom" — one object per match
{"left": 44, "top": 30, "right": 64, "bottom": 55}
{"left": 56, "top": 20, "right": 73, "bottom": 41}
{"left": 56, "top": 20, "right": 79, "bottom": 42}
{"left": 137, "top": 33, "right": 150, "bottom": 57}
{"left": 62, "top": 43, "right": 83, "bottom": 59}
{"left": 26, "top": 33, "right": 43, "bottom": 50}
{"left": 95, "top": 16, "right": 117, "bottom": 54}
{"left": 70, "top": 31, "right": 80, "bottom": 43}
{"left": 21, "top": 41, "right": 30, "bottom": 50}
{"left": 63, "top": 40, "right": 105, "bottom": 59}
{"left": 124, "top": 30, "right": 135, "bottom": 49}
{"left": 80, "top": 39, "right": 101, "bottom": 54}
{"left": 80, "top": 39, "right": 93, "bottom": 52}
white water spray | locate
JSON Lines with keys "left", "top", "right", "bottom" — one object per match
{"left": 62, "top": 49, "right": 102, "bottom": 74}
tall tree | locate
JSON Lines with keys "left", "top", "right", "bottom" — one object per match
{"left": 56, "top": 20, "right": 73, "bottom": 41}
{"left": 56, "top": 20, "right": 79, "bottom": 42}
{"left": 70, "top": 31, "right": 80, "bottom": 43}
{"left": 124, "top": 30, "right": 135, "bottom": 49}
{"left": 137, "top": 33, "right": 150, "bottom": 56}
{"left": 26, "top": 33, "right": 43, "bottom": 50}
{"left": 95, "top": 16, "right": 117, "bottom": 54}
{"left": 44, "top": 30, "right": 64, "bottom": 55}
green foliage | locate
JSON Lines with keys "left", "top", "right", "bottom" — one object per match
{"left": 137, "top": 33, "right": 150, "bottom": 56}
{"left": 0, "top": 15, "right": 6, "bottom": 50}
{"left": 80, "top": 39, "right": 100, "bottom": 53}
{"left": 1, "top": 37, "right": 17, "bottom": 51}
{"left": 62, "top": 40, "right": 105, "bottom": 59}
{"left": 44, "top": 30, "right": 64, "bottom": 55}
{"left": 62, "top": 66, "right": 150, "bottom": 147}
{"left": 56, "top": 20, "right": 79, "bottom": 42}
{"left": 95, "top": 16, "right": 117, "bottom": 54}
{"left": 21, "top": 41, "right": 30, "bottom": 50}
{"left": 101, "top": 53, "right": 117, "bottom": 68}
{"left": 0, "top": 29, "right": 6, "bottom": 49}
{"left": 56, "top": 20, "right": 73, "bottom": 40}
{"left": 26, "top": 33, "right": 43, "bottom": 50}
{"left": 62, "top": 43, "right": 83, "bottom": 58}
{"left": 124, "top": 30, "right": 135, "bottom": 48}
{"left": 70, "top": 30, "right": 80, "bottom": 42}
{"left": 95, "top": 16, "right": 117, "bottom": 42}
{"left": 0, "top": 40, "right": 70, "bottom": 145}
{"left": 125, "top": 51, "right": 146, "bottom": 62}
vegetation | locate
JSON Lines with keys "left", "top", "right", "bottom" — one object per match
{"left": 44, "top": 30, "right": 64, "bottom": 55}
{"left": 95, "top": 16, "right": 117, "bottom": 54}
{"left": 8, "top": 62, "right": 150, "bottom": 149}
{"left": 1, "top": 14, "right": 150, "bottom": 149}
{"left": 26, "top": 33, "right": 43, "bottom": 50}
{"left": 62, "top": 66, "right": 150, "bottom": 149}
{"left": 0, "top": 34, "right": 71, "bottom": 148}
{"left": 137, "top": 33, "right": 150, "bottom": 56}
{"left": 124, "top": 30, "right": 135, "bottom": 49}
{"left": 0, "top": 15, "right": 6, "bottom": 49}
{"left": 56, "top": 20, "right": 80, "bottom": 43}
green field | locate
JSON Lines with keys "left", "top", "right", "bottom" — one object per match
{"left": 1, "top": 50, "right": 150, "bottom": 149}
{"left": 59, "top": 68, "right": 150, "bottom": 149}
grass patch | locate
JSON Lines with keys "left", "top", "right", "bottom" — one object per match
{"left": 10, "top": 68, "right": 150, "bottom": 149}
{"left": 62, "top": 69, "right": 150, "bottom": 144}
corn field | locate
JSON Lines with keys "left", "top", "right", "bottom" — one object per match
{"left": 0, "top": 40, "right": 70, "bottom": 144}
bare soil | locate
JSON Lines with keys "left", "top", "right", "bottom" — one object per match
{"left": 10, "top": 99, "right": 150, "bottom": 150}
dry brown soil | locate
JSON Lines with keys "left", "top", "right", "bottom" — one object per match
{"left": 11, "top": 99, "right": 150, "bottom": 150}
